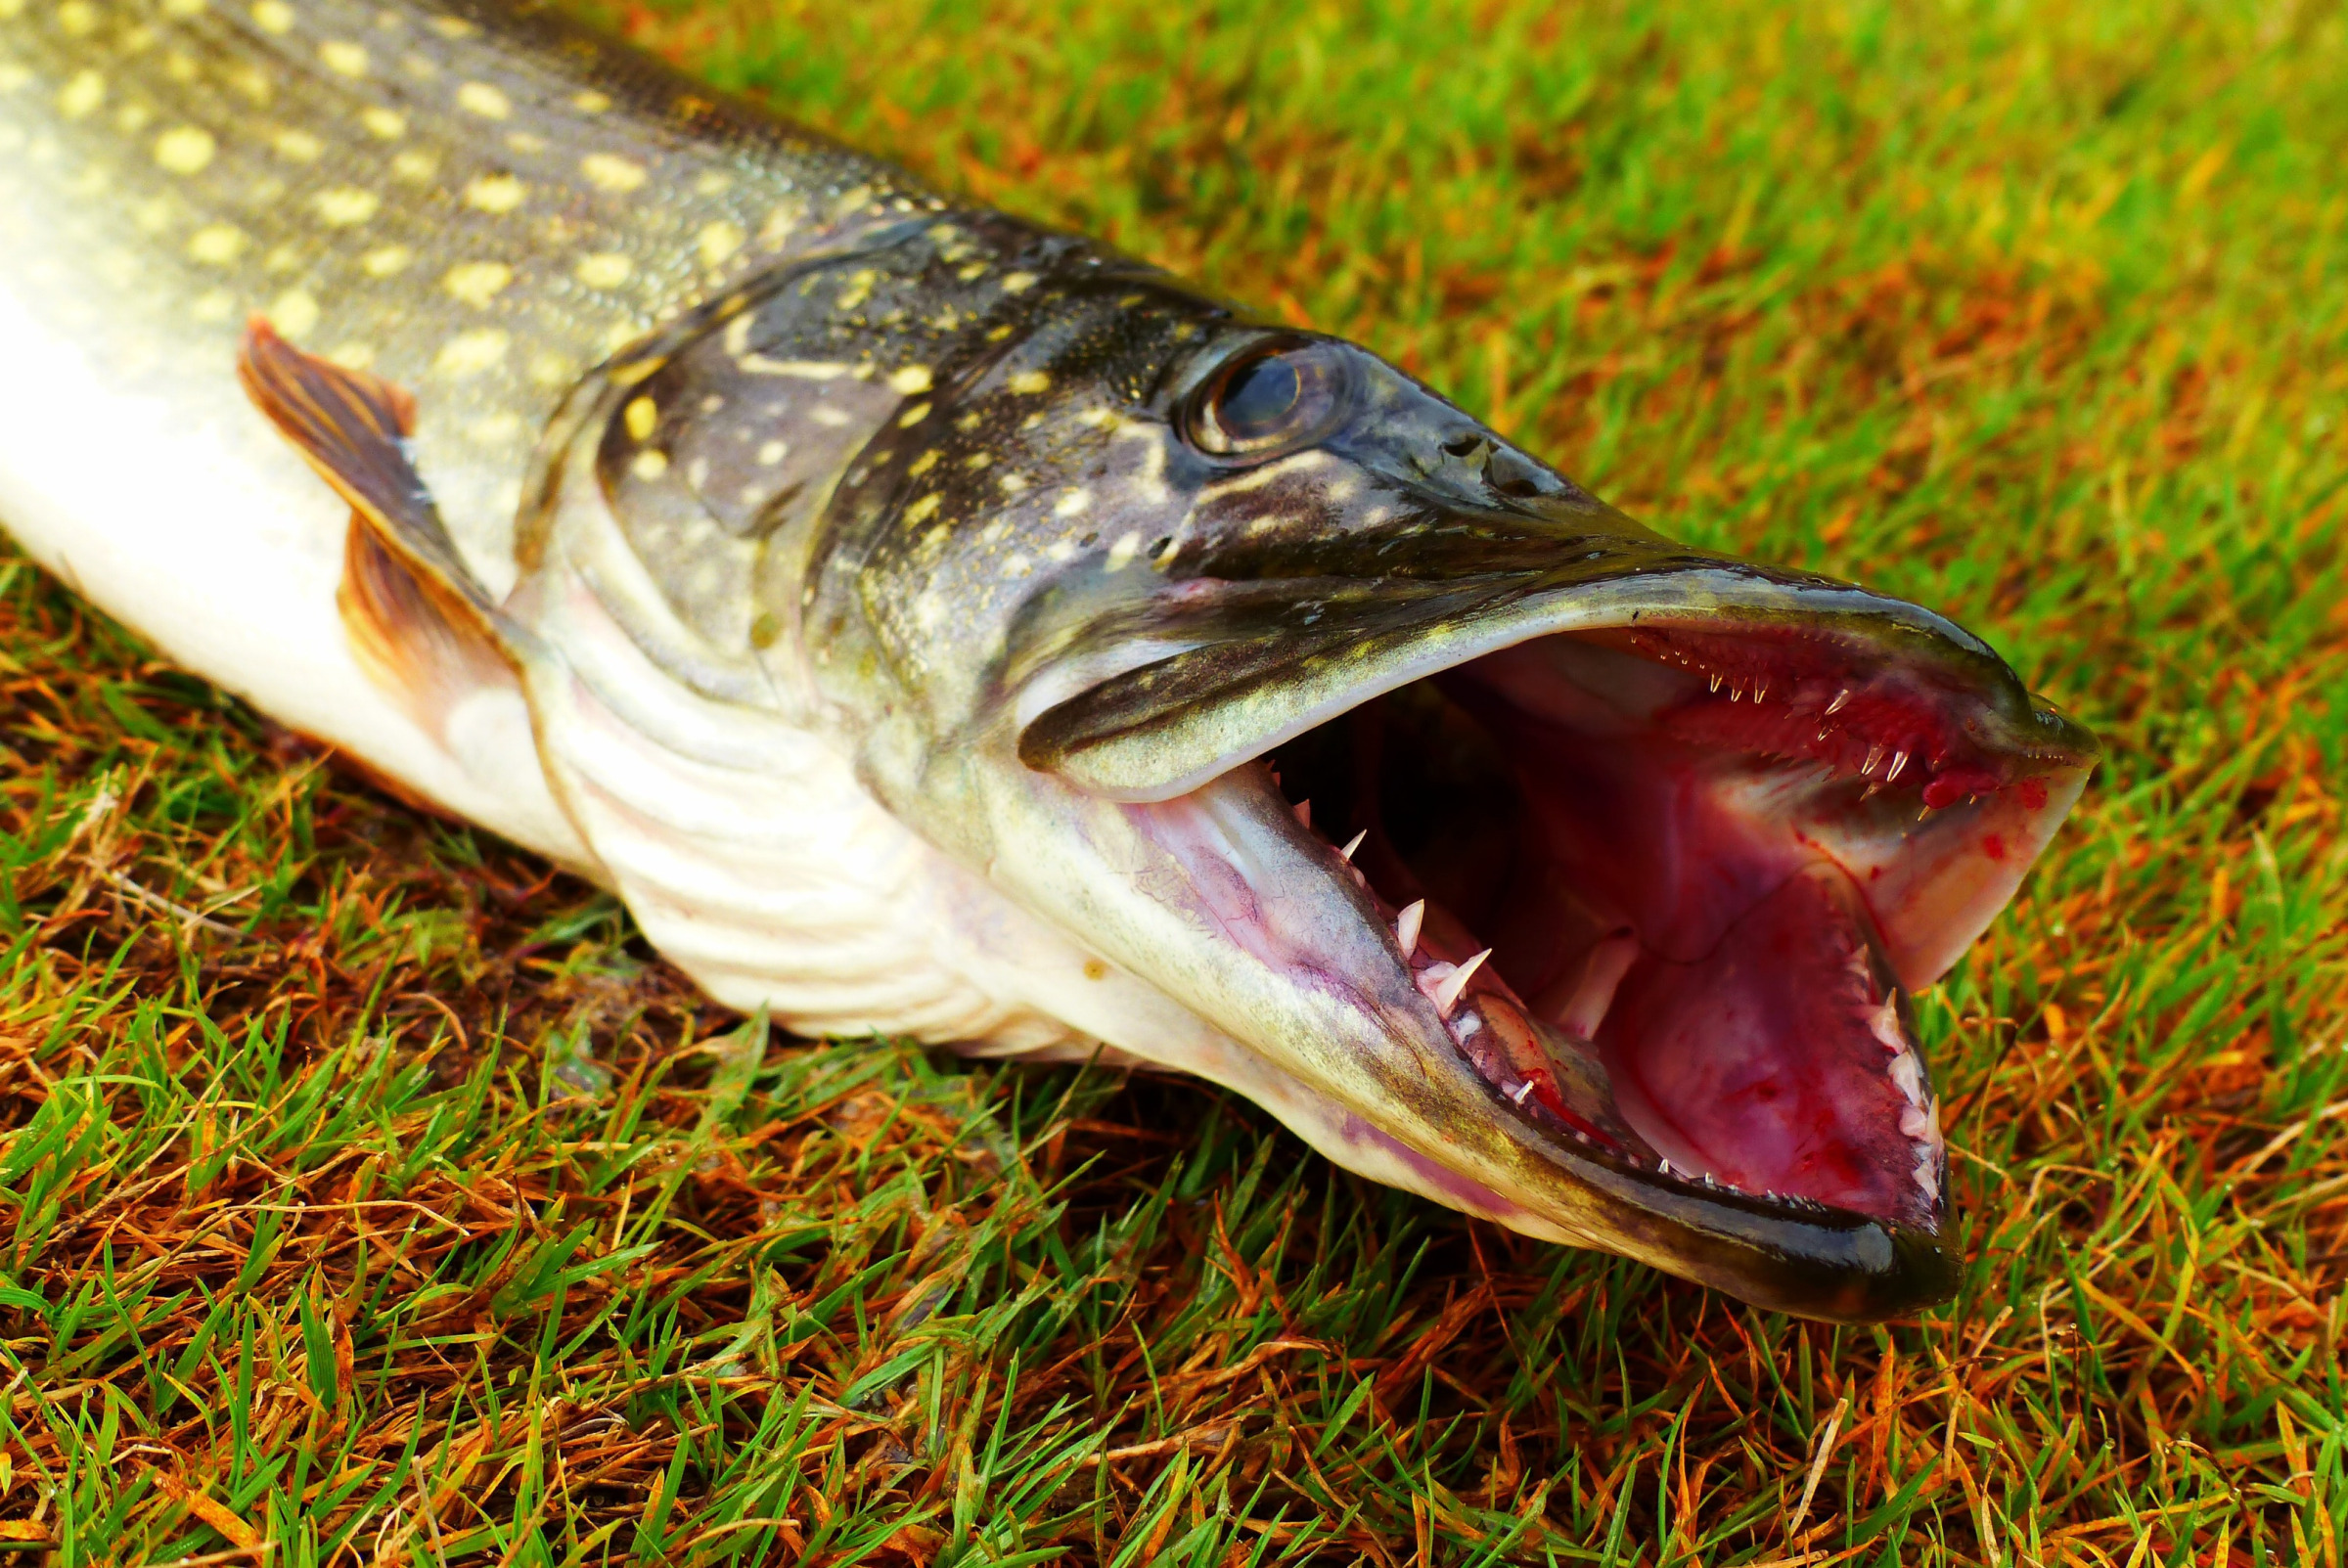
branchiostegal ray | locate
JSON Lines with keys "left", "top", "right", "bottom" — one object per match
{"left": 0, "top": 0, "right": 2096, "bottom": 1321}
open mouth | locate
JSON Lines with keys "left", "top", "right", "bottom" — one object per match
{"left": 1231, "top": 619, "right": 2087, "bottom": 1232}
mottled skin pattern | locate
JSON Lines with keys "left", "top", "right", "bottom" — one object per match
{"left": 0, "top": 0, "right": 915, "bottom": 585}
{"left": 0, "top": 0, "right": 2099, "bottom": 1320}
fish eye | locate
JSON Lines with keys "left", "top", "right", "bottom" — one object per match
{"left": 1186, "top": 337, "right": 1350, "bottom": 460}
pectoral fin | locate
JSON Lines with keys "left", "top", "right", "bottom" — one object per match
{"left": 236, "top": 320, "right": 515, "bottom": 735}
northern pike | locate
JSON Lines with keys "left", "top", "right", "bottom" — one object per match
{"left": 0, "top": 0, "right": 2095, "bottom": 1322}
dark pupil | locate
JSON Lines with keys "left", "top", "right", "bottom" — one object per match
{"left": 1219, "top": 353, "right": 1302, "bottom": 437}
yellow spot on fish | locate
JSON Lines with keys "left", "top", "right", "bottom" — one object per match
{"left": 623, "top": 395, "right": 656, "bottom": 441}
{"left": 274, "top": 127, "right": 322, "bottom": 160}
{"left": 835, "top": 269, "right": 875, "bottom": 310}
{"left": 186, "top": 222, "right": 245, "bottom": 264}
{"left": 570, "top": 89, "right": 610, "bottom": 113}
{"left": 154, "top": 125, "right": 215, "bottom": 174}
{"left": 360, "top": 244, "right": 410, "bottom": 276}
{"left": 888, "top": 365, "right": 933, "bottom": 396}
{"left": 579, "top": 153, "right": 645, "bottom": 193}
{"left": 698, "top": 219, "right": 745, "bottom": 269}
{"left": 962, "top": 452, "right": 991, "bottom": 469}
{"left": 694, "top": 169, "right": 732, "bottom": 196}
{"left": 315, "top": 186, "right": 379, "bottom": 225}
{"left": 1106, "top": 532, "right": 1142, "bottom": 569}
{"left": 57, "top": 70, "right": 102, "bottom": 119}
{"left": 1055, "top": 488, "right": 1090, "bottom": 517}
{"left": 527, "top": 353, "right": 573, "bottom": 386}
{"left": 57, "top": 0, "right": 98, "bottom": 35}
{"left": 756, "top": 439, "right": 787, "bottom": 466}
{"left": 442, "top": 261, "right": 513, "bottom": 306}
{"left": 574, "top": 252, "right": 631, "bottom": 289}
{"left": 132, "top": 197, "right": 170, "bottom": 232}
{"left": 429, "top": 14, "right": 474, "bottom": 37}
{"left": 262, "top": 243, "right": 300, "bottom": 272}
{"left": 326, "top": 341, "right": 374, "bottom": 369}
{"left": 192, "top": 290, "right": 234, "bottom": 322}
{"left": 390, "top": 148, "right": 436, "bottom": 181}
{"left": 227, "top": 62, "right": 270, "bottom": 104}
{"left": 903, "top": 493, "right": 941, "bottom": 525}
{"left": 759, "top": 201, "right": 805, "bottom": 246}
{"left": 249, "top": 0, "right": 292, "bottom": 32}
{"left": 359, "top": 106, "right": 404, "bottom": 138}
{"left": 456, "top": 81, "right": 509, "bottom": 118}
{"left": 267, "top": 289, "right": 318, "bottom": 336}
{"left": 465, "top": 173, "right": 524, "bottom": 213}
{"left": 1002, "top": 271, "right": 1038, "bottom": 293}
{"left": 434, "top": 328, "right": 508, "bottom": 376}
{"left": 631, "top": 449, "right": 668, "bottom": 480}
{"left": 1000, "top": 473, "right": 1028, "bottom": 494}
{"left": 115, "top": 102, "right": 152, "bottom": 132}
{"left": 468, "top": 411, "right": 521, "bottom": 443}
{"left": 897, "top": 403, "right": 930, "bottom": 428}
{"left": 1008, "top": 370, "right": 1051, "bottom": 394}
{"left": 505, "top": 130, "right": 545, "bottom": 155}
{"left": 907, "top": 450, "right": 939, "bottom": 478}
{"left": 957, "top": 263, "right": 986, "bottom": 282}
{"left": 161, "top": 0, "right": 203, "bottom": 15}
{"left": 319, "top": 40, "right": 368, "bottom": 75}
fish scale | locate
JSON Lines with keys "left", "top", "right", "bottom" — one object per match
{"left": 0, "top": 0, "right": 2098, "bottom": 1321}
{"left": 0, "top": 0, "right": 914, "bottom": 587}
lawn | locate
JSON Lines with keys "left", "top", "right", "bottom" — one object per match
{"left": 2, "top": 0, "right": 2344, "bottom": 1560}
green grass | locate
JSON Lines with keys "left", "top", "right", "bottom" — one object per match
{"left": 3, "top": 0, "right": 2346, "bottom": 1559}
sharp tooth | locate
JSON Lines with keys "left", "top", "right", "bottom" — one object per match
{"left": 1886, "top": 749, "right": 1909, "bottom": 783}
{"left": 1338, "top": 829, "right": 1367, "bottom": 862}
{"left": 1658, "top": 1157, "right": 1675, "bottom": 1176}
{"left": 1754, "top": 681, "right": 1767, "bottom": 701}
{"left": 1709, "top": 673, "right": 1722, "bottom": 693}
{"left": 1729, "top": 686, "right": 1741, "bottom": 702}
{"left": 1428, "top": 949, "right": 1489, "bottom": 1015}
{"left": 1889, "top": 1051, "right": 1926, "bottom": 1107}
{"left": 1509, "top": 1080, "right": 1534, "bottom": 1105}
{"left": 1861, "top": 782, "right": 1882, "bottom": 800}
{"left": 1395, "top": 899, "right": 1424, "bottom": 959}
{"left": 1827, "top": 688, "right": 1851, "bottom": 715}
{"left": 1293, "top": 798, "right": 1312, "bottom": 829}
{"left": 1863, "top": 742, "right": 1884, "bottom": 775}
{"left": 1554, "top": 933, "right": 1639, "bottom": 1041}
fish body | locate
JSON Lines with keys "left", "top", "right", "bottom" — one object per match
{"left": 0, "top": 0, "right": 2097, "bottom": 1320}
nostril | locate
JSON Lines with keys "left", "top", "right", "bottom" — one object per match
{"left": 1484, "top": 447, "right": 1555, "bottom": 498}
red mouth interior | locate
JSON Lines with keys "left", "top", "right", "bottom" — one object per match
{"left": 1265, "top": 626, "right": 1990, "bottom": 1227}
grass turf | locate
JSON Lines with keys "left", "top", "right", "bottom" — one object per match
{"left": 1, "top": 0, "right": 2344, "bottom": 1560}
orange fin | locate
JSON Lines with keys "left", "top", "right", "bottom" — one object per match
{"left": 237, "top": 319, "right": 515, "bottom": 733}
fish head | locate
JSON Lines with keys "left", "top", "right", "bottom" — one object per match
{"left": 809, "top": 285, "right": 2098, "bottom": 1322}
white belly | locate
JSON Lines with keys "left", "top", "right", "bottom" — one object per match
{"left": 0, "top": 279, "right": 586, "bottom": 869}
